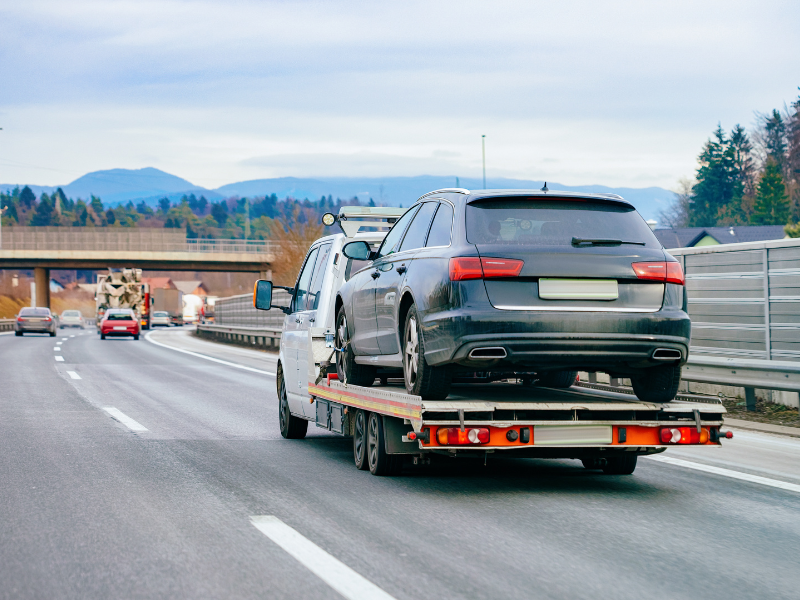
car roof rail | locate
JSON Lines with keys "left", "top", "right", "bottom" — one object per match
{"left": 333, "top": 206, "right": 409, "bottom": 237}
{"left": 417, "top": 188, "right": 471, "bottom": 200}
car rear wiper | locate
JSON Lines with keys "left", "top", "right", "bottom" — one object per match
{"left": 572, "top": 237, "right": 646, "bottom": 246}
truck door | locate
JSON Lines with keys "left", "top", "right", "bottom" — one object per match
{"left": 283, "top": 246, "right": 320, "bottom": 411}
{"left": 375, "top": 201, "right": 437, "bottom": 355}
{"left": 296, "top": 242, "right": 332, "bottom": 418}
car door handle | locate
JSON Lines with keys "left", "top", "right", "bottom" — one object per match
{"left": 371, "top": 270, "right": 380, "bottom": 279}
{"left": 396, "top": 264, "right": 407, "bottom": 274}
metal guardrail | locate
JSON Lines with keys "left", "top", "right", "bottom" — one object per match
{"left": 196, "top": 323, "right": 282, "bottom": 348}
{"left": 1, "top": 227, "right": 276, "bottom": 255}
{"left": 214, "top": 291, "right": 291, "bottom": 329}
{"left": 0, "top": 318, "right": 14, "bottom": 332}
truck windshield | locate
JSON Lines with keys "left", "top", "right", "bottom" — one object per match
{"left": 466, "top": 198, "right": 660, "bottom": 248}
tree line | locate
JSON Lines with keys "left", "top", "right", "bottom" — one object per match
{"left": 0, "top": 188, "right": 373, "bottom": 240}
{"left": 660, "top": 89, "right": 800, "bottom": 236}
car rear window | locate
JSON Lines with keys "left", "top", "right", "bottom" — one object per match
{"left": 153, "top": 311, "right": 168, "bottom": 317}
{"left": 63, "top": 311, "right": 81, "bottom": 317}
{"left": 466, "top": 198, "right": 660, "bottom": 248}
{"left": 20, "top": 307, "right": 51, "bottom": 316}
{"left": 106, "top": 312, "right": 134, "bottom": 321}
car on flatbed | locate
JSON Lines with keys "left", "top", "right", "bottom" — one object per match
{"left": 252, "top": 200, "right": 730, "bottom": 477}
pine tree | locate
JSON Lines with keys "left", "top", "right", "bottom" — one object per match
{"left": 690, "top": 126, "right": 738, "bottom": 226}
{"left": 763, "top": 109, "right": 787, "bottom": 171}
{"left": 753, "top": 159, "right": 789, "bottom": 225}
{"left": 19, "top": 186, "right": 36, "bottom": 210}
{"left": 30, "top": 193, "right": 55, "bottom": 226}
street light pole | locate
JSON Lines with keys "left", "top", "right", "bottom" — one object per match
{"left": 481, "top": 135, "right": 486, "bottom": 189}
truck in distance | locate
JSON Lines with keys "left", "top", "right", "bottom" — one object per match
{"left": 95, "top": 268, "right": 150, "bottom": 331}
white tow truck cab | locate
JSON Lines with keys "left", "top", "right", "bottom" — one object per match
{"left": 254, "top": 206, "right": 730, "bottom": 477}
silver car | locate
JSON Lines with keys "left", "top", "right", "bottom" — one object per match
{"left": 60, "top": 310, "right": 84, "bottom": 328}
{"left": 15, "top": 307, "right": 57, "bottom": 336}
{"left": 151, "top": 311, "right": 171, "bottom": 327}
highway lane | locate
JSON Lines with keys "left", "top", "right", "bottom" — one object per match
{"left": 1, "top": 328, "right": 799, "bottom": 600}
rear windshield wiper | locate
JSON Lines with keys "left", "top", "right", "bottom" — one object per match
{"left": 572, "top": 237, "right": 646, "bottom": 246}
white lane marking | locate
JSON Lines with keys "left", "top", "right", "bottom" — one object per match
{"left": 145, "top": 331, "right": 273, "bottom": 376}
{"left": 101, "top": 407, "right": 148, "bottom": 432}
{"left": 251, "top": 516, "right": 397, "bottom": 600}
{"left": 70, "top": 335, "right": 75, "bottom": 338}
{"left": 0, "top": 331, "right": 13, "bottom": 336}
{"left": 54, "top": 347, "right": 61, "bottom": 351}
{"left": 646, "top": 455, "right": 800, "bottom": 494}
{"left": 57, "top": 342, "right": 63, "bottom": 345}
{"left": 67, "top": 371, "right": 81, "bottom": 380}
{"left": 55, "top": 356, "right": 64, "bottom": 362}
{"left": 61, "top": 337, "right": 67, "bottom": 340}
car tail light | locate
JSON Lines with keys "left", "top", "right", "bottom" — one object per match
{"left": 436, "top": 427, "right": 490, "bottom": 445}
{"left": 632, "top": 261, "right": 684, "bottom": 285}
{"left": 43, "top": 317, "right": 52, "bottom": 322}
{"left": 660, "top": 427, "right": 708, "bottom": 444}
{"left": 449, "top": 257, "right": 524, "bottom": 281}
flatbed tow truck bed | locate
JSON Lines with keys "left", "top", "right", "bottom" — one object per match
{"left": 309, "top": 377, "right": 728, "bottom": 459}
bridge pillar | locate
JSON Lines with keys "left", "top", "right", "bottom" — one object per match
{"left": 34, "top": 267, "right": 51, "bottom": 309}
{"left": 259, "top": 269, "right": 272, "bottom": 281}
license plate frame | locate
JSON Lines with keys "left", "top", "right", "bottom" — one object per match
{"left": 539, "top": 278, "right": 619, "bottom": 300}
{"left": 113, "top": 326, "right": 128, "bottom": 330}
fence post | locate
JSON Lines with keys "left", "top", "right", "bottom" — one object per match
{"left": 763, "top": 248, "right": 771, "bottom": 360}
{"left": 745, "top": 387, "right": 757, "bottom": 411}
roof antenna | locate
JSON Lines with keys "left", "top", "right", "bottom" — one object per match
{"left": 541, "top": 182, "right": 548, "bottom": 192}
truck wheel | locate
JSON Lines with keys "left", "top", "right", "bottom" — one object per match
{"left": 631, "top": 364, "right": 681, "bottom": 402}
{"left": 335, "top": 306, "right": 376, "bottom": 387}
{"left": 403, "top": 304, "right": 451, "bottom": 400}
{"left": 367, "top": 412, "right": 402, "bottom": 476}
{"left": 602, "top": 454, "right": 638, "bottom": 475}
{"left": 353, "top": 410, "right": 369, "bottom": 470}
{"left": 537, "top": 370, "right": 578, "bottom": 388}
{"left": 278, "top": 372, "right": 307, "bottom": 440}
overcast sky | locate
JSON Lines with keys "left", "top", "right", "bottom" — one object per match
{"left": 1, "top": 0, "right": 798, "bottom": 190}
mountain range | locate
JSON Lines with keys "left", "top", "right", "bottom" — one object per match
{"left": 1, "top": 167, "right": 675, "bottom": 221}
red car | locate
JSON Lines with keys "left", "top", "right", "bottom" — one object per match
{"left": 100, "top": 309, "right": 140, "bottom": 340}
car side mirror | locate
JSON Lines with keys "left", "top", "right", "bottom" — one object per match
{"left": 253, "top": 280, "right": 273, "bottom": 311}
{"left": 342, "top": 240, "right": 372, "bottom": 260}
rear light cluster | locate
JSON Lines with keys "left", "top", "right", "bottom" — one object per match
{"left": 436, "top": 427, "right": 490, "bottom": 445}
{"left": 449, "top": 257, "right": 524, "bottom": 281}
{"left": 632, "top": 261, "right": 685, "bottom": 285}
{"left": 659, "top": 427, "right": 709, "bottom": 444}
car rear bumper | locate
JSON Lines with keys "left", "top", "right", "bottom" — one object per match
{"left": 16, "top": 324, "right": 55, "bottom": 332}
{"left": 102, "top": 329, "right": 139, "bottom": 336}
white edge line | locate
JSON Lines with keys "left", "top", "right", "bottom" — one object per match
{"left": 145, "top": 331, "right": 273, "bottom": 376}
{"left": 250, "top": 516, "right": 396, "bottom": 600}
{"left": 102, "top": 407, "right": 148, "bottom": 432}
{"left": 54, "top": 356, "right": 64, "bottom": 361}
{"left": 67, "top": 371, "right": 81, "bottom": 380}
{"left": 645, "top": 455, "right": 800, "bottom": 494}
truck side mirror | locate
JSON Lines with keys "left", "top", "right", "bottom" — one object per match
{"left": 253, "top": 280, "right": 273, "bottom": 311}
{"left": 342, "top": 240, "right": 372, "bottom": 260}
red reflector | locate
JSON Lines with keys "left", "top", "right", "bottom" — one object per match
{"left": 436, "top": 427, "right": 491, "bottom": 445}
{"left": 449, "top": 257, "right": 524, "bottom": 281}
{"left": 660, "top": 427, "right": 700, "bottom": 444}
{"left": 632, "top": 261, "right": 684, "bottom": 285}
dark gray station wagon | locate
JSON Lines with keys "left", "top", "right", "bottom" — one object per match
{"left": 335, "top": 188, "right": 689, "bottom": 402}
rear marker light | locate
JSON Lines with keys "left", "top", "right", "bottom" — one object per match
{"left": 660, "top": 427, "right": 708, "bottom": 445}
{"left": 449, "top": 257, "right": 524, "bottom": 281}
{"left": 632, "top": 261, "right": 685, "bottom": 285}
{"left": 436, "top": 427, "right": 490, "bottom": 445}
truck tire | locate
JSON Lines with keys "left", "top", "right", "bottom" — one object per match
{"left": 602, "top": 454, "right": 638, "bottom": 475}
{"left": 278, "top": 368, "right": 308, "bottom": 440}
{"left": 335, "top": 306, "right": 376, "bottom": 387}
{"left": 367, "top": 412, "right": 402, "bottom": 476}
{"left": 353, "top": 410, "right": 369, "bottom": 470}
{"left": 537, "top": 370, "right": 578, "bottom": 388}
{"left": 631, "top": 364, "right": 681, "bottom": 402}
{"left": 403, "top": 304, "right": 451, "bottom": 400}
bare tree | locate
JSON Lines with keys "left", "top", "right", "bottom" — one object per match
{"left": 658, "top": 178, "right": 693, "bottom": 229}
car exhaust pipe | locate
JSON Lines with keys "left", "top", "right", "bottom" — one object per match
{"left": 652, "top": 348, "right": 682, "bottom": 361}
{"left": 468, "top": 347, "right": 507, "bottom": 359}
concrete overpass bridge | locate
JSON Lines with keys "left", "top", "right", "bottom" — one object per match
{"left": 0, "top": 227, "right": 276, "bottom": 308}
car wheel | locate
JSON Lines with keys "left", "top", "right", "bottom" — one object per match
{"left": 602, "top": 454, "right": 638, "bottom": 475}
{"left": 133, "top": 334, "right": 140, "bottom": 340}
{"left": 537, "top": 370, "right": 578, "bottom": 388}
{"left": 15, "top": 331, "right": 22, "bottom": 337}
{"left": 353, "top": 410, "right": 369, "bottom": 470}
{"left": 367, "top": 412, "right": 402, "bottom": 476}
{"left": 100, "top": 333, "right": 106, "bottom": 340}
{"left": 278, "top": 369, "right": 308, "bottom": 439}
{"left": 631, "top": 364, "right": 681, "bottom": 402}
{"left": 50, "top": 331, "right": 56, "bottom": 337}
{"left": 335, "top": 305, "right": 376, "bottom": 387}
{"left": 403, "top": 304, "right": 451, "bottom": 400}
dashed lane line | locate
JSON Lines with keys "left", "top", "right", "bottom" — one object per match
{"left": 645, "top": 455, "right": 800, "bottom": 494}
{"left": 101, "top": 407, "right": 148, "bottom": 432}
{"left": 67, "top": 371, "right": 81, "bottom": 380}
{"left": 144, "top": 331, "right": 273, "bottom": 376}
{"left": 251, "top": 516, "right": 397, "bottom": 600}
{"left": 55, "top": 356, "right": 64, "bottom": 362}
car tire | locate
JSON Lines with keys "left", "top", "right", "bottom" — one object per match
{"left": 15, "top": 331, "right": 22, "bottom": 337}
{"left": 631, "top": 364, "right": 681, "bottom": 402}
{"left": 602, "top": 454, "right": 638, "bottom": 475}
{"left": 133, "top": 334, "right": 140, "bottom": 340}
{"left": 335, "top": 306, "right": 376, "bottom": 387}
{"left": 100, "top": 333, "right": 106, "bottom": 340}
{"left": 50, "top": 331, "right": 56, "bottom": 337}
{"left": 367, "top": 412, "right": 402, "bottom": 476}
{"left": 353, "top": 410, "right": 370, "bottom": 470}
{"left": 278, "top": 369, "right": 308, "bottom": 439}
{"left": 403, "top": 304, "right": 451, "bottom": 400}
{"left": 537, "top": 370, "right": 578, "bottom": 388}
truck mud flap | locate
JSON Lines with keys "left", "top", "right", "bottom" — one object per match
{"left": 382, "top": 416, "right": 418, "bottom": 455}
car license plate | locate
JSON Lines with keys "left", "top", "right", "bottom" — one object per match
{"left": 534, "top": 425, "right": 613, "bottom": 445}
{"left": 539, "top": 278, "right": 618, "bottom": 300}
{"left": 113, "top": 326, "right": 127, "bottom": 330}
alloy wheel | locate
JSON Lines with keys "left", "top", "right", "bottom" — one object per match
{"left": 404, "top": 316, "right": 419, "bottom": 388}
{"left": 336, "top": 314, "right": 349, "bottom": 382}
{"left": 354, "top": 411, "right": 367, "bottom": 468}
{"left": 368, "top": 414, "right": 379, "bottom": 470}
{"left": 279, "top": 380, "right": 288, "bottom": 432}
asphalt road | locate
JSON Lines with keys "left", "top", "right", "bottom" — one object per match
{"left": 2, "top": 326, "right": 799, "bottom": 600}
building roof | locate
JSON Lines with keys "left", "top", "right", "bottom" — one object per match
{"left": 654, "top": 225, "right": 787, "bottom": 249}
{"left": 142, "top": 277, "right": 176, "bottom": 290}
{"left": 173, "top": 280, "right": 208, "bottom": 296}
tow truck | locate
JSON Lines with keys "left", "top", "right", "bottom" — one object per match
{"left": 254, "top": 204, "right": 730, "bottom": 476}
